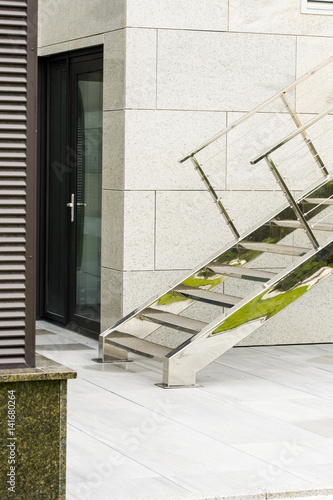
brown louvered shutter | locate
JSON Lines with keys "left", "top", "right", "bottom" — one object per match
{"left": 0, "top": 0, "right": 37, "bottom": 368}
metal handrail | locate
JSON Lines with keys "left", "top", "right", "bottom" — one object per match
{"left": 179, "top": 55, "right": 333, "bottom": 164}
{"left": 250, "top": 103, "right": 333, "bottom": 165}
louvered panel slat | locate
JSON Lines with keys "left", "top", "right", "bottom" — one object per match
{"left": 0, "top": 162, "right": 27, "bottom": 168}
{"left": 0, "top": 245, "right": 26, "bottom": 252}
{"left": 0, "top": 201, "right": 26, "bottom": 205}
{"left": 0, "top": 218, "right": 26, "bottom": 227}
{"left": 0, "top": 110, "right": 26, "bottom": 117}
{"left": 0, "top": 301, "right": 25, "bottom": 308}
{"left": 0, "top": 137, "right": 27, "bottom": 144}
{"left": 0, "top": 293, "right": 25, "bottom": 299}
{"left": 0, "top": 37, "right": 26, "bottom": 45}
{"left": 0, "top": 339, "right": 25, "bottom": 346}
{"left": 0, "top": 77, "right": 26, "bottom": 83}
{"left": 0, "top": 174, "right": 26, "bottom": 179}
{"left": 0, "top": 18, "right": 27, "bottom": 24}
{"left": 0, "top": 211, "right": 26, "bottom": 216}
{"left": 0, "top": 124, "right": 26, "bottom": 130}
{"left": 0, "top": 109, "right": 27, "bottom": 117}
{"left": 0, "top": 141, "right": 26, "bottom": 147}
{"left": 2, "top": 172, "right": 26, "bottom": 179}
{"left": 0, "top": 96, "right": 27, "bottom": 102}
{"left": 0, "top": 20, "right": 27, "bottom": 26}
{"left": 0, "top": 188, "right": 25, "bottom": 194}
{"left": 0, "top": 264, "right": 25, "bottom": 271}
{"left": 0, "top": 84, "right": 26, "bottom": 90}
{"left": 0, "top": 181, "right": 26, "bottom": 188}
{"left": 0, "top": 255, "right": 25, "bottom": 262}
{"left": 0, "top": 236, "right": 26, "bottom": 242}
{"left": 0, "top": 53, "right": 26, "bottom": 60}
{"left": 0, "top": 273, "right": 26, "bottom": 280}
{"left": 0, "top": 200, "right": 26, "bottom": 205}
{"left": 0, "top": 247, "right": 26, "bottom": 262}
{"left": 0, "top": 320, "right": 25, "bottom": 327}
{"left": 0, "top": 108, "right": 26, "bottom": 115}
{"left": 0, "top": 67, "right": 26, "bottom": 74}
{"left": 0, "top": 207, "right": 26, "bottom": 215}
{"left": 0, "top": 185, "right": 26, "bottom": 192}
{"left": 0, "top": 356, "right": 25, "bottom": 364}
{"left": 0, "top": 47, "right": 26, "bottom": 56}
{"left": 0, "top": 20, "right": 26, "bottom": 27}
{"left": 0, "top": 10, "right": 26, "bottom": 17}
{"left": 0, "top": 283, "right": 26, "bottom": 290}
{"left": 0, "top": 328, "right": 25, "bottom": 339}
{"left": 0, "top": 310, "right": 24, "bottom": 318}
{"left": 0, "top": 60, "right": 27, "bottom": 65}
{"left": 0, "top": 218, "right": 25, "bottom": 224}
{"left": 0, "top": 236, "right": 25, "bottom": 240}
{"left": 0, "top": 227, "right": 26, "bottom": 233}
{"left": 0, "top": 1, "right": 27, "bottom": 6}
{"left": 0, "top": 152, "right": 26, "bottom": 157}
{"left": 0, "top": 28, "right": 27, "bottom": 36}
{"left": 0, "top": 347, "right": 25, "bottom": 355}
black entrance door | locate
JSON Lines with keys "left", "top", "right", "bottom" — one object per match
{"left": 39, "top": 48, "right": 103, "bottom": 335}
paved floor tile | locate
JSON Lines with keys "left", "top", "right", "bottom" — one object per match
{"left": 35, "top": 322, "right": 333, "bottom": 500}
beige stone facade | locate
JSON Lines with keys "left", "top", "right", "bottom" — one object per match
{"left": 38, "top": 0, "right": 333, "bottom": 343}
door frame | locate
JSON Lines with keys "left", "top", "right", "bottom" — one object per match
{"left": 37, "top": 46, "right": 103, "bottom": 336}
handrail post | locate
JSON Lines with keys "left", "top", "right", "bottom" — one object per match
{"left": 280, "top": 93, "right": 328, "bottom": 177}
{"left": 190, "top": 156, "right": 240, "bottom": 240}
{"left": 265, "top": 155, "right": 320, "bottom": 250}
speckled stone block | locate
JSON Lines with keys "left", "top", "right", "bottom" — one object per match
{"left": 0, "top": 355, "right": 76, "bottom": 500}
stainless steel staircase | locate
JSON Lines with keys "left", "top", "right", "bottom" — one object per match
{"left": 99, "top": 55, "right": 333, "bottom": 387}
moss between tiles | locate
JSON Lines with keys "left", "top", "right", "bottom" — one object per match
{"left": 0, "top": 355, "right": 76, "bottom": 499}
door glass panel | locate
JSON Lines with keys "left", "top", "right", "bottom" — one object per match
{"left": 75, "top": 71, "right": 103, "bottom": 321}
{"left": 47, "top": 61, "right": 67, "bottom": 319}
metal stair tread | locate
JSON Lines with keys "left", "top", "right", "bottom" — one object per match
{"left": 240, "top": 240, "right": 310, "bottom": 256}
{"left": 303, "top": 197, "right": 333, "bottom": 205}
{"left": 209, "top": 264, "right": 277, "bottom": 282}
{"left": 271, "top": 219, "right": 333, "bottom": 232}
{"left": 106, "top": 332, "right": 172, "bottom": 359}
{"left": 174, "top": 284, "right": 242, "bottom": 308}
{"left": 140, "top": 308, "right": 207, "bottom": 334}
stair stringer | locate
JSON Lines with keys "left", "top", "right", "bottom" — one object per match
{"left": 99, "top": 175, "right": 333, "bottom": 386}
{"left": 162, "top": 240, "right": 333, "bottom": 387}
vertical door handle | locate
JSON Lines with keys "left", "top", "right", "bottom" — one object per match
{"left": 66, "top": 193, "right": 75, "bottom": 222}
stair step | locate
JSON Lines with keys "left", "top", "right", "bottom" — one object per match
{"left": 174, "top": 284, "right": 242, "bottom": 308}
{"left": 208, "top": 264, "right": 277, "bottom": 282}
{"left": 240, "top": 240, "right": 309, "bottom": 256}
{"left": 302, "top": 197, "right": 333, "bottom": 206}
{"left": 140, "top": 308, "right": 207, "bottom": 334}
{"left": 271, "top": 219, "right": 333, "bottom": 232}
{"left": 107, "top": 332, "right": 172, "bottom": 359}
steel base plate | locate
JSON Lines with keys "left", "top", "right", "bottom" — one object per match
{"left": 92, "top": 358, "right": 134, "bottom": 364}
{"left": 155, "top": 383, "right": 201, "bottom": 389}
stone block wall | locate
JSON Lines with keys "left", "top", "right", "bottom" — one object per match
{"left": 38, "top": 0, "right": 333, "bottom": 343}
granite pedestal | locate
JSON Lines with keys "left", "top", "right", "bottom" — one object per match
{"left": 0, "top": 354, "right": 76, "bottom": 499}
